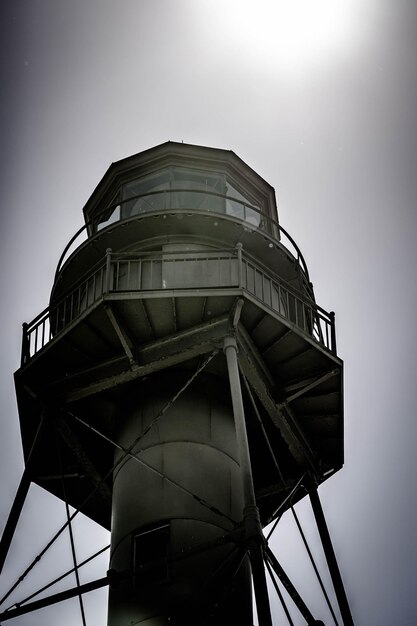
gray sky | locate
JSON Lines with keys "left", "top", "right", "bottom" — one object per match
{"left": 1, "top": 1, "right": 417, "bottom": 624}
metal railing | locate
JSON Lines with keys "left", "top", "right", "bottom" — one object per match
{"left": 21, "top": 247, "right": 335, "bottom": 365}
{"left": 239, "top": 252, "right": 335, "bottom": 351}
{"left": 55, "top": 189, "right": 311, "bottom": 289}
{"left": 22, "top": 262, "right": 106, "bottom": 363}
{"left": 111, "top": 249, "right": 239, "bottom": 292}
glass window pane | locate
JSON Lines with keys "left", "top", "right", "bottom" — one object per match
{"left": 97, "top": 204, "right": 120, "bottom": 231}
{"left": 226, "top": 198, "right": 245, "bottom": 220}
{"left": 171, "top": 168, "right": 225, "bottom": 212}
{"left": 133, "top": 523, "right": 170, "bottom": 586}
{"left": 245, "top": 205, "right": 261, "bottom": 227}
{"left": 121, "top": 171, "right": 170, "bottom": 217}
{"left": 225, "top": 180, "right": 261, "bottom": 226}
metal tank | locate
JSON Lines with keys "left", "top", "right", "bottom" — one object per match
{"left": 3, "top": 142, "right": 352, "bottom": 625}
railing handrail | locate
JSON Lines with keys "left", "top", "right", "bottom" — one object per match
{"left": 104, "top": 188, "right": 312, "bottom": 283}
{"left": 240, "top": 253, "right": 332, "bottom": 325}
{"left": 25, "top": 305, "right": 50, "bottom": 329}
{"left": 113, "top": 247, "right": 237, "bottom": 258}
{"left": 51, "top": 248, "right": 318, "bottom": 323}
{"left": 240, "top": 247, "right": 314, "bottom": 305}
{"left": 54, "top": 188, "right": 311, "bottom": 284}
{"left": 35, "top": 249, "right": 332, "bottom": 331}
{"left": 52, "top": 257, "right": 107, "bottom": 306}
{"left": 24, "top": 248, "right": 335, "bottom": 366}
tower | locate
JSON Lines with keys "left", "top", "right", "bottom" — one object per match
{"left": 2, "top": 142, "right": 352, "bottom": 624}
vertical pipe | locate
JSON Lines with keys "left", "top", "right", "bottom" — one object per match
{"left": 223, "top": 336, "right": 272, "bottom": 626}
{"left": 223, "top": 337, "right": 255, "bottom": 508}
{"left": 309, "top": 485, "right": 354, "bottom": 626}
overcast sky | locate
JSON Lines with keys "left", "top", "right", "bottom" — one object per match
{"left": 1, "top": 1, "right": 417, "bottom": 624}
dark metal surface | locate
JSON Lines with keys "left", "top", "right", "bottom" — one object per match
{"left": 14, "top": 298, "right": 343, "bottom": 528}
{"left": 224, "top": 336, "right": 272, "bottom": 625}
{"left": 309, "top": 485, "right": 354, "bottom": 626}
{"left": 0, "top": 575, "right": 110, "bottom": 622}
{"left": 265, "top": 546, "right": 319, "bottom": 624}
{"left": 23, "top": 247, "right": 336, "bottom": 362}
{"left": 0, "top": 415, "right": 45, "bottom": 573}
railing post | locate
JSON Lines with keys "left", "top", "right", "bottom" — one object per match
{"left": 236, "top": 242, "right": 243, "bottom": 288}
{"left": 105, "top": 248, "right": 112, "bottom": 294}
{"left": 21, "top": 322, "right": 30, "bottom": 366}
{"left": 329, "top": 311, "right": 337, "bottom": 354}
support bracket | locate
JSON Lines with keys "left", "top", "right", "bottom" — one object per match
{"left": 104, "top": 302, "right": 136, "bottom": 366}
{"left": 236, "top": 324, "right": 318, "bottom": 471}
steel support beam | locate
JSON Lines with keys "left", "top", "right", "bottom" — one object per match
{"left": 0, "top": 574, "right": 110, "bottom": 622}
{"left": 236, "top": 324, "right": 318, "bottom": 470}
{"left": 55, "top": 430, "right": 87, "bottom": 626}
{"left": 264, "top": 557, "right": 294, "bottom": 626}
{"left": 309, "top": 485, "right": 354, "bottom": 626}
{"left": 223, "top": 336, "right": 273, "bottom": 626}
{"left": 0, "top": 470, "right": 31, "bottom": 575}
{"left": 70, "top": 412, "right": 236, "bottom": 527}
{"left": 0, "top": 416, "right": 45, "bottom": 573}
{"left": 265, "top": 546, "right": 324, "bottom": 625}
{"left": 0, "top": 532, "right": 241, "bottom": 622}
{"left": 282, "top": 368, "right": 340, "bottom": 405}
{"left": 104, "top": 302, "right": 136, "bottom": 365}
{"left": 56, "top": 413, "right": 112, "bottom": 506}
{"left": 56, "top": 315, "right": 230, "bottom": 402}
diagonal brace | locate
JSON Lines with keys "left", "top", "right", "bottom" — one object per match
{"left": 265, "top": 546, "right": 324, "bottom": 625}
{"left": 0, "top": 415, "right": 46, "bottom": 573}
{"left": 280, "top": 368, "right": 340, "bottom": 405}
{"left": 104, "top": 302, "right": 136, "bottom": 365}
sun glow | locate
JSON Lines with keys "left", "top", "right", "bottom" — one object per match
{"left": 204, "top": 0, "right": 361, "bottom": 74}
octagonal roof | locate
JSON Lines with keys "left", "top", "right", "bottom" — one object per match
{"left": 82, "top": 141, "right": 278, "bottom": 234}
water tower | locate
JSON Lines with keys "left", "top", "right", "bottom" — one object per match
{"left": 1, "top": 143, "right": 352, "bottom": 625}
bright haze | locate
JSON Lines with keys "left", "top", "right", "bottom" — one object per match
{"left": 1, "top": 1, "right": 416, "bottom": 624}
